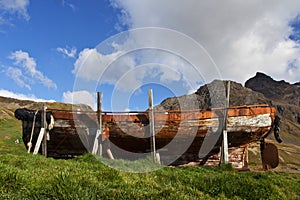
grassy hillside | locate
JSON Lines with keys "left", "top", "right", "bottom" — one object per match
{"left": 0, "top": 96, "right": 92, "bottom": 111}
{"left": 0, "top": 105, "right": 24, "bottom": 155}
{"left": 276, "top": 119, "right": 300, "bottom": 146}
{"left": 1, "top": 152, "right": 300, "bottom": 199}
{"left": 248, "top": 141, "right": 300, "bottom": 172}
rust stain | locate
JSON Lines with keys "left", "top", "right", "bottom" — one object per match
{"left": 261, "top": 142, "right": 279, "bottom": 170}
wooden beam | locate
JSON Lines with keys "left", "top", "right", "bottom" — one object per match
{"left": 221, "top": 81, "right": 230, "bottom": 164}
{"left": 33, "top": 127, "right": 45, "bottom": 155}
{"left": 148, "top": 89, "right": 157, "bottom": 163}
{"left": 34, "top": 104, "right": 47, "bottom": 156}
{"left": 42, "top": 104, "right": 47, "bottom": 157}
{"left": 243, "top": 146, "right": 249, "bottom": 170}
{"left": 92, "top": 92, "right": 102, "bottom": 156}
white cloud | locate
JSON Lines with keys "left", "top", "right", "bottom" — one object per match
{"left": 73, "top": 44, "right": 205, "bottom": 95}
{"left": 0, "top": 89, "right": 55, "bottom": 102}
{"left": 0, "top": 0, "right": 30, "bottom": 21}
{"left": 110, "top": 0, "right": 300, "bottom": 83}
{"left": 62, "top": 90, "right": 96, "bottom": 110}
{"left": 73, "top": 48, "right": 113, "bottom": 81}
{"left": 9, "top": 50, "right": 57, "bottom": 89}
{"left": 124, "top": 107, "right": 130, "bottom": 112}
{"left": 73, "top": 48, "right": 136, "bottom": 84}
{"left": 62, "top": 0, "right": 76, "bottom": 11}
{"left": 57, "top": 46, "right": 77, "bottom": 58}
{"left": 5, "top": 66, "right": 31, "bottom": 90}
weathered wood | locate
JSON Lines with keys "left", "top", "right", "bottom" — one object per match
{"left": 260, "top": 141, "right": 279, "bottom": 170}
{"left": 33, "top": 105, "right": 47, "bottom": 156}
{"left": 148, "top": 89, "right": 157, "bottom": 163}
{"left": 243, "top": 146, "right": 249, "bottom": 170}
{"left": 27, "top": 110, "right": 38, "bottom": 153}
{"left": 204, "top": 146, "right": 248, "bottom": 169}
{"left": 92, "top": 92, "right": 102, "bottom": 156}
{"left": 42, "top": 104, "right": 47, "bottom": 157}
{"left": 107, "top": 149, "right": 114, "bottom": 160}
{"left": 33, "top": 128, "right": 45, "bottom": 155}
{"left": 221, "top": 81, "right": 230, "bottom": 164}
{"left": 49, "top": 104, "right": 275, "bottom": 122}
{"left": 16, "top": 104, "right": 277, "bottom": 166}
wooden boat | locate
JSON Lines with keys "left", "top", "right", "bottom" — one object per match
{"left": 14, "top": 104, "right": 280, "bottom": 167}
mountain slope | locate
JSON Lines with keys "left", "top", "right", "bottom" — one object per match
{"left": 0, "top": 96, "right": 93, "bottom": 120}
{"left": 245, "top": 72, "right": 300, "bottom": 105}
{"left": 155, "top": 80, "right": 270, "bottom": 111}
{"left": 245, "top": 72, "right": 300, "bottom": 145}
{"left": 155, "top": 74, "right": 300, "bottom": 145}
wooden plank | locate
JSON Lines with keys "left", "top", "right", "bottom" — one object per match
{"left": 148, "top": 89, "right": 157, "bottom": 163}
{"left": 42, "top": 104, "right": 47, "bottom": 157}
{"left": 92, "top": 92, "right": 102, "bottom": 156}
{"left": 49, "top": 105, "right": 275, "bottom": 123}
{"left": 33, "top": 128, "right": 45, "bottom": 155}
{"left": 221, "top": 81, "right": 230, "bottom": 164}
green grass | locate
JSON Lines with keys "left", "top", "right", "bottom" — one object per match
{"left": 1, "top": 115, "right": 300, "bottom": 199}
{"left": 0, "top": 153, "right": 300, "bottom": 199}
{"left": 0, "top": 118, "right": 24, "bottom": 154}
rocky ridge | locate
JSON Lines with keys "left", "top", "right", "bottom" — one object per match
{"left": 245, "top": 72, "right": 300, "bottom": 146}
{"left": 155, "top": 79, "right": 270, "bottom": 111}
{"left": 155, "top": 72, "right": 300, "bottom": 147}
{"left": 245, "top": 72, "right": 300, "bottom": 124}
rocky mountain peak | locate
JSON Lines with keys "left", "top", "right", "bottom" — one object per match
{"left": 155, "top": 79, "right": 269, "bottom": 111}
{"left": 245, "top": 73, "right": 300, "bottom": 141}
{"left": 245, "top": 72, "right": 300, "bottom": 106}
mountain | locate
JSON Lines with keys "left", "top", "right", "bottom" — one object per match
{"left": 245, "top": 72, "right": 300, "bottom": 145}
{"left": 245, "top": 72, "right": 300, "bottom": 123}
{"left": 155, "top": 73, "right": 300, "bottom": 144}
{"left": 155, "top": 79, "right": 271, "bottom": 111}
{"left": 245, "top": 72, "right": 300, "bottom": 104}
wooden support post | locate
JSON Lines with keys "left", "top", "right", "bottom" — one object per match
{"left": 220, "top": 81, "right": 230, "bottom": 164}
{"left": 107, "top": 149, "right": 114, "bottom": 160}
{"left": 92, "top": 92, "right": 102, "bottom": 156}
{"left": 33, "top": 127, "right": 45, "bottom": 155}
{"left": 148, "top": 89, "right": 157, "bottom": 163}
{"left": 243, "top": 146, "right": 249, "bottom": 170}
{"left": 42, "top": 104, "right": 47, "bottom": 157}
{"left": 260, "top": 139, "right": 268, "bottom": 170}
{"left": 221, "top": 130, "right": 229, "bottom": 164}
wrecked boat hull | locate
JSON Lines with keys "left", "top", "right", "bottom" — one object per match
{"left": 15, "top": 104, "right": 276, "bottom": 166}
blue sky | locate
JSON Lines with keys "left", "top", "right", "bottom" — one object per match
{"left": 1, "top": 0, "right": 300, "bottom": 111}
{"left": 0, "top": 0, "right": 120, "bottom": 107}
